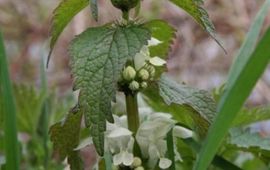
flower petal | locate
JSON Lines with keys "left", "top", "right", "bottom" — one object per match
{"left": 108, "top": 127, "right": 132, "bottom": 138}
{"left": 149, "top": 57, "right": 166, "bottom": 66}
{"left": 148, "top": 37, "right": 162, "bottom": 46}
{"left": 159, "top": 158, "right": 172, "bottom": 169}
{"left": 123, "top": 151, "right": 134, "bottom": 166}
{"left": 113, "top": 152, "right": 124, "bottom": 166}
{"left": 134, "top": 46, "right": 150, "bottom": 70}
{"left": 173, "top": 126, "right": 193, "bottom": 139}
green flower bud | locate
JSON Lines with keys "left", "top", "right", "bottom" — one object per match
{"left": 138, "top": 69, "right": 149, "bottom": 80}
{"left": 132, "top": 157, "right": 142, "bottom": 167}
{"left": 135, "top": 166, "right": 144, "bottom": 170}
{"left": 140, "top": 82, "right": 148, "bottom": 89}
{"left": 129, "top": 81, "right": 139, "bottom": 91}
{"left": 145, "top": 65, "right": 156, "bottom": 77}
{"left": 122, "top": 66, "right": 136, "bottom": 81}
{"left": 111, "top": 0, "right": 139, "bottom": 12}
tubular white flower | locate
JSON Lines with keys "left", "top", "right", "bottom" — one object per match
{"left": 134, "top": 37, "right": 164, "bottom": 71}
{"left": 148, "top": 37, "right": 162, "bottom": 46}
{"left": 105, "top": 122, "right": 134, "bottom": 166}
{"left": 173, "top": 126, "right": 193, "bottom": 139}
{"left": 149, "top": 57, "right": 166, "bottom": 66}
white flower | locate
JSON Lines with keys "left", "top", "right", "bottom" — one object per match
{"left": 135, "top": 112, "right": 193, "bottom": 169}
{"left": 134, "top": 38, "right": 166, "bottom": 70}
{"left": 136, "top": 112, "right": 175, "bottom": 169}
{"left": 148, "top": 37, "right": 162, "bottom": 46}
{"left": 105, "top": 123, "right": 134, "bottom": 166}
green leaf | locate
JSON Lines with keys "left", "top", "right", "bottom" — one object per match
{"left": 159, "top": 75, "right": 216, "bottom": 124}
{"left": 184, "top": 138, "right": 243, "bottom": 170}
{"left": 144, "top": 20, "right": 176, "bottom": 58}
{"left": 143, "top": 74, "right": 216, "bottom": 138}
{"left": 232, "top": 107, "right": 270, "bottom": 127}
{"left": 13, "top": 85, "right": 46, "bottom": 134}
{"left": 47, "top": 0, "right": 89, "bottom": 66}
{"left": 90, "top": 0, "right": 98, "bottom": 21}
{"left": 194, "top": 10, "right": 270, "bottom": 170}
{"left": 49, "top": 106, "right": 82, "bottom": 169}
{"left": 169, "top": 0, "right": 224, "bottom": 50}
{"left": 227, "top": 0, "right": 270, "bottom": 88}
{"left": 229, "top": 128, "right": 270, "bottom": 151}
{"left": 69, "top": 24, "right": 150, "bottom": 155}
{"left": 0, "top": 31, "right": 19, "bottom": 170}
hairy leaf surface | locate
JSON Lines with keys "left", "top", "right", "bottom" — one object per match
{"left": 69, "top": 24, "right": 150, "bottom": 155}
{"left": 229, "top": 128, "right": 270, "bottom": 151}
{"left": 159, "top": 75, "right": 216, "bottom": 123}
{"left": 143, "top": 74, "right": 216, "bottom": 137}
{"left": 50, "top": 107, "right": 83, "bottom": 169}
{"left": 144, "top": 20, "right": 176, "bottom": 59}
{"left": 48, "top": 0, "right": 89, "bottom": 65}
{"left": 233, "top": 107, "right": 270, "bottom": 127}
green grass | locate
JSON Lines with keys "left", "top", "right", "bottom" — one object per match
{"left": 194, "top": 0, "right": 270, "bottom": 169}
{"left": 0, "top": 31, "right": 19, "bottom": 169}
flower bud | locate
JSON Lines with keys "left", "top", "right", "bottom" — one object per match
{"left": 140, "top": 82, "right": 148, "bottom": 89}
{"left": 111, "top": 0, "right": 139, "bottom": 12}
{"left": 122, "top": 66, "right": 136, "bottom": 81}
{"left": 132, "top": 157, "right": 142, "bottom": 167}
{"left": 135, "top": 166, "right": 144, "bottom": 170}
{"left": 145, "top": 65, "right": 155, "bottom": 77}
{"left": 138, "top": 69, "right": 149, "bottom": 80}
{"left": 129, "top": 81, "right": 139, "bottom": 91}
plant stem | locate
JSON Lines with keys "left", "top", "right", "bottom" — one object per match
{"left": 125, "top": 92, "right": 141, "bottom": 157}
{"left": 125, "top": 92, "right": 139, "bottom": 134}
{"left": 122, "top": 10, "right": 129, "bottom": 21}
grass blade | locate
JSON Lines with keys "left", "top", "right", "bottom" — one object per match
{"left": 194, "top": 26, "right": 270, "bottom": 170}
{"left": 0, "top": 31, "right": 19, "bottom": 169}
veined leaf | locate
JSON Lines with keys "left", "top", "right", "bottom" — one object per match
{"left": 229, "top": 128, "right": 270, "bottom": 151}
{"left": 69, "top": 24, "right": 150, "bottom": 155}
{"left": 144, "top": 20, "right": 176, "bottom": 59}
{"left": 194, "top": 25, "right": 270, "bottom": 170}
{"left": 49, "top": 106, "right": 83, "bottom": 170}
{"left": 47, "top": 0, "right": 89, "bottom": 66}
{"left": 233, "top": 107, "right": 270, "bottom": 127}
{"left": 143, "top": 74, "right": 216, "bottom": 138}
{"left": 159, "top": 75, "right": 216, "bottom": 124}
{"left": 169, "top": 0, "right": 224, "bottom": 50}
{"left": 90, "top": 0, "right": 98, "bottom": 21}
{"left": 13, "top": 85, "right": 46, "bottom": 134}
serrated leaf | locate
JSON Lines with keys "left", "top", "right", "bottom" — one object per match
{"left": 49, "top": 106, "right": 82, "bottom": 166}
{"left": 90, "top": 0, "right": 98, "bottom": 21}
{"left": 144, "top": 20, "right": 176, "bottom": 59}
{"left": 233, "top": 107, "right": 270, "bottom": 127}
{"left": 143, "top": 74, "right": 216, "bottom": 138}
{"left": 69, "top": 24, "right": 150, "bottom": 155}
{"left": 159, "top": 74, "right": 216, "bottom": 124}
{"left": 47, "top": 0, "right": 89, "bottom": 66}
{"left": 229, "top": 128, "right": 270, "bottom": 151}
{"left": 13, "top": 85, "right": 46, "bottom": 134}
{"left": 169, "top": 0, "right": 224, "bottom": 50}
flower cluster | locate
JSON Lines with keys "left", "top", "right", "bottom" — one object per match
{"left": 76, "top": 110, "right": 193, "bottom": 169}
{"left": 119, "top": 38, "right": 166, "bottom": 92}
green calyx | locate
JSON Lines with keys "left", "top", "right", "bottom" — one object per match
{"left": 111, "top": 0, "right": 139, "bottom": 12}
